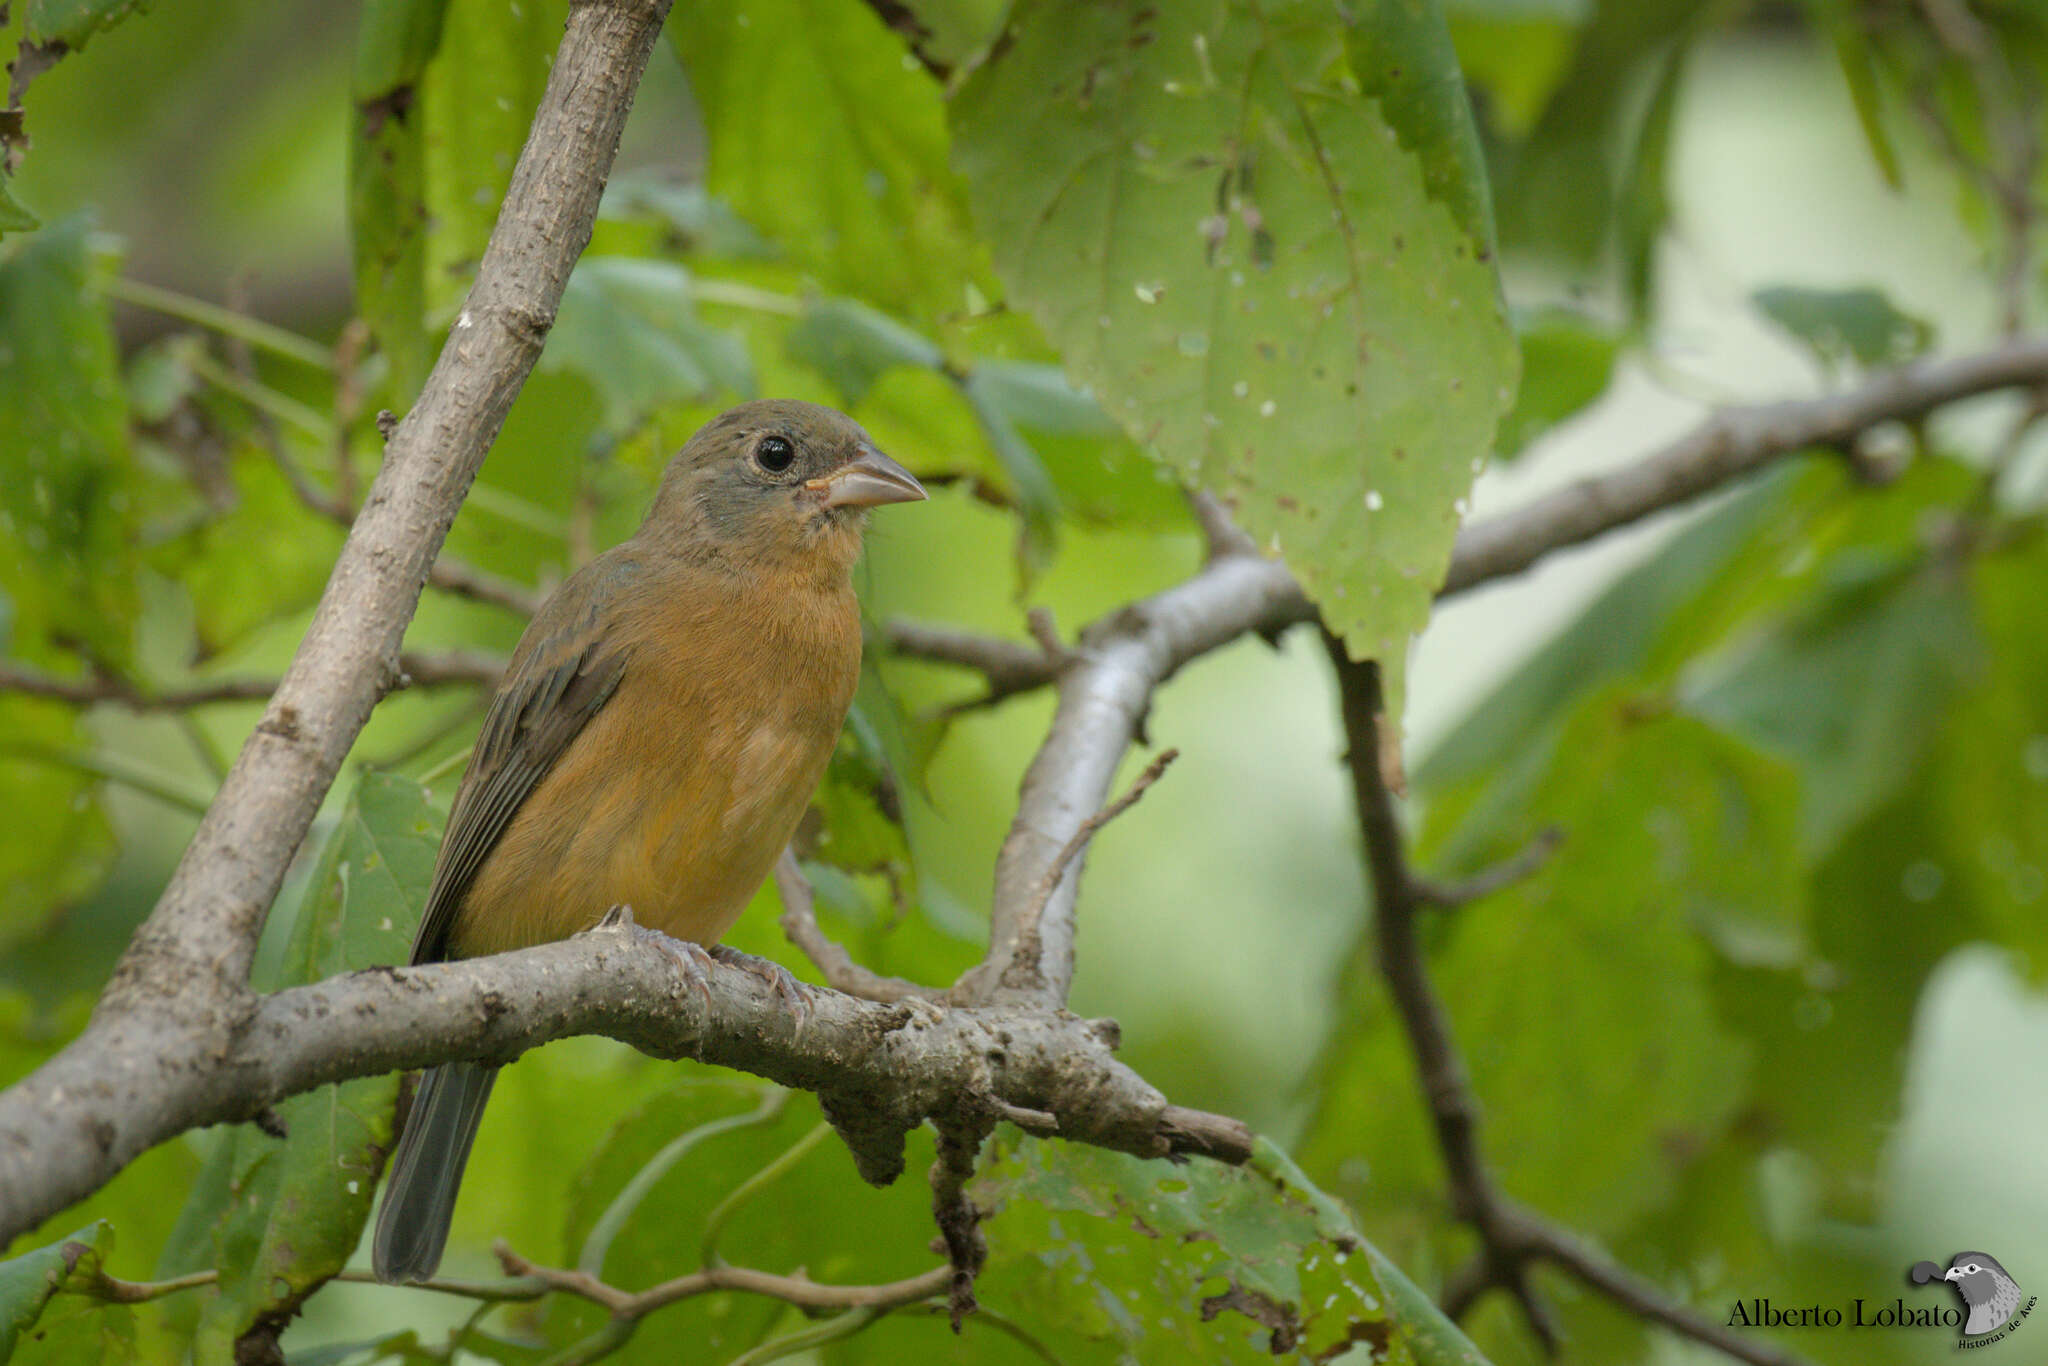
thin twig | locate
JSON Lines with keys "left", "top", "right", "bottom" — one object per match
{"left": 495, "top": 1241, "right": 950, "bottom": 1320}
{"left": 270, "top": 449, "right": 546, "bottom": 618}
{"left": 773, "top": 851, "right": 943, "bottom": 1004}
{"left": 1411, "top": 828, "right": 1564, "bottom": 910}
{"left": 1325, "top": 643, "right": 1811, "bottom": 1366}
{"left": 0, "top": 652, "right": 501, "bottom": 711}
{"left": 997, "top": 748, "right": 1178, "bottom": 996}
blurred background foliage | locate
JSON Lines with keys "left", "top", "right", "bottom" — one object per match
{"left": 2, "top": 0, "right": 2048, "bottom": 1362}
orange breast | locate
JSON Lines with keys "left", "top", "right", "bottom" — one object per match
{"left": 449, "top": 567, "right": 861, "bottom": 957}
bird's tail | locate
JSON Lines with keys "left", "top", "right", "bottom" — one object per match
{"left": 372, "top": 1060, "right": 498, "bottom": 1284}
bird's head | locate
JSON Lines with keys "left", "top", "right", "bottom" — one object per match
{"left": 648, "top": 399, "right": 926, "bottom": 575}
{"left": 1944, "top": 1253, "right": 2013, "bottom": 1302}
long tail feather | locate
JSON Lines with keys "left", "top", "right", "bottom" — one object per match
{"left": 372, "top": 1061, "right": 498, "bottom": 1284}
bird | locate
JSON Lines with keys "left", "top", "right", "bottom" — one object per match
{"left": 1943, "top": 1252, "right": 2024, "bottom": 1336}
{"left": 370, "top": 399, "right": 926, "bottom": 1284}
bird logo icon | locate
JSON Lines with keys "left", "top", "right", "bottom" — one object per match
{"left": 1911, "top": 1252, "right": 2028, "bottom": 1338}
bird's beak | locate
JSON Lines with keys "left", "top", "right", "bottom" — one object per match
{"left": 808, "top": 448, "right": 927, "bottom": 509}
{"left": 1945, "top": 1269, "right": 1963, "bottom": 1282}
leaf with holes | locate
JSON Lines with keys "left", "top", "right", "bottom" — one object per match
{"left": 954, "top": 0, "right": 1515, "bottom": 712}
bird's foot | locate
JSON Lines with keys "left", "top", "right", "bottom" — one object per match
{"left": 589, "top": 905, "right": 717, "bottom": 1006}
{"left": 708, "top": 944, "right": 815, "bottom": 1033}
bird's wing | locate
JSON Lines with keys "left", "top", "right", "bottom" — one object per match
{"left": 409, "top": 564, "right": 633, "bottom": 965}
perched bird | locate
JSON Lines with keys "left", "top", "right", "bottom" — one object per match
{"left": 371, "top": 400, "right": 925, "bottom": 1284}
{"left": 1944, "top": 1252, "right": 2024, "bottom": 1337}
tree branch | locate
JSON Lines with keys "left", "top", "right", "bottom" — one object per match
{"left": 1324, "top": 646, "right": 1811, "bottom": 1366}
{"left": 0, "top": 932, "right": 1249, "bottom": 1243}
{"left": 0, "top": 651, "right": 502, "bottom": 711}
{"left": 774, "top": 850, "right": 942, "bottom": 1004}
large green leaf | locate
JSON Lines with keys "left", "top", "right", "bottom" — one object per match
{"left": 954, "top": 0, "right": 1515, "bottom": 709}
{"left": 669, "top": 0, "right": 986, "bottom": 325}
{"left": 975, "top": 1136, "right": 1492, "bottom": 1363}
{"left": 155, "top": 773, "right": 429, "bottom": 1357}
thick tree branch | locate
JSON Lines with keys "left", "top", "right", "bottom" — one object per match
{"left": 0, "top": 0, "right": 675, "bottom": 1233}
{"left": 0, "top": 932, "right": 1249, "bottom": 1243}
{"left": 1325, "top": 647, "right": 1810, "bottom": 1366}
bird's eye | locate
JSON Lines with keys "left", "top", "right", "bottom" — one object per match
{"left": 755, "top": 435, "right": 796, "bottom": 473}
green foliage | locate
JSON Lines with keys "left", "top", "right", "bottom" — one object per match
{"left": 975, "top": 1136, "right": 1491, "bottom": 1364}
{"left": 668, "top": 0, "right": 986, "bottom": 325}
{"left": 0, "top": 1222, "right": 117, "bottom": 1359}
{"left": 544, "top": 257, "right": 757, "bottom": 435}
{"left": 0, "top": 213, "right": 136, "bottom": 665}
{"left": 1752, "top": 284, "right": 1936, "bottom": 373}
{"left": 955, "top": 0, "right": 1517, "bottom": 705}
{"left": 152, "top": 773, "right": 427, "bottom": 1356}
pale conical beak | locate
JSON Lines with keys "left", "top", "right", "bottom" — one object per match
{"left": 808, "top": 447, "right": 928, "bottom": 508}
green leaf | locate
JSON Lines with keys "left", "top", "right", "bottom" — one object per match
{"left": 1492, "top": 0, "right": 1696, "bottom": 270}
{"left": 0, "top": 1221, "right": 115, "bottom": 1358}
{"left": 670, "top": 0, "right": 985, "bottom": 324}
{"left": 0, "top": 180, "right": 40, "bottom": 238}
{"left": 1689, "top": 563, "right": 1976, "bottom": 856}
{"left": 787, "top": 297, "right": 944, "bottom": 407}
{"left": 1615, "top": 32, "right": 1686, "bottom": 316}
{"left": 599, "top": 175, "right": 777, "bottom": 259}
{"left": 955, "top": 0, "right": 1516, "bottom": 711}
{"left": 156, "top": 773, "right": 428, "bottom": 1356}
{"left": 423, "top": 0, "right": 562, "bottom": 312}
{"left": 1752, "top": 284, "right": 1935, "bottom": 372}
{"left": 1828, "top": 14, "right": 1903, "bottom": 189}
{"left": 1348, "top": 0, "right": 1498, "bottom": 255}
{"left": 1494, "top": 307, "right": 1619, "bottom": 457}
{"left": 542, "top": 257, "right": 755, "bottom": 435}
{"left": 976, "top": 1135, "right": 1493, "bottom": 1363}
{"left": 350, "top": 0, "right": 450, "bottom": 403}
{"left": 0, "top": 213, "right": 137, "bottom": 666}
{"left": 0, "top": 699, "right": 114, "bottom": 955}
{"left": 22, "top": 0, "right": 150, "bottom": 48}
{"left": 969, "top": 360, "right": 1186, "bottom": 527}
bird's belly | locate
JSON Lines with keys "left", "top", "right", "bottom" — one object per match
{"left": 451, "top": 706, "right": 832, "bottom": 956}
{"left": 608, "top": 723, "right": 824, "bottom": 941}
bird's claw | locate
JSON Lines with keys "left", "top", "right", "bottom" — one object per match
{"left": 709, "top": 944, "right": 815, "bottom": 1033}
{"left": 591, "top": 907, "right": 717, "bottom": 1006}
